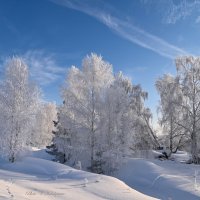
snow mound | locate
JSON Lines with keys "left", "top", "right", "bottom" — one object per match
{"left": 115, "top": 158, "right": 200, "bottom": 200}
{"left": 0, "top": 156, "right": 157, "bottom": 200}
{"left": 171, "top": 151, "right": 191, "bottom": 162}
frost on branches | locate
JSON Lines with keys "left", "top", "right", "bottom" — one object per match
{"left": 53, "top": 53, "right": 154, "bottom": 173}
{"left": 156, "top": 56, "right": 200, "bottom": 164}
{"left": 0, "top": 58, "right": 57, "bottom": 162}
{"left": 31, "top": 102, "right": 57, "bottom": 147}
{"left": 156, "top": 74, "right": 184, "bottom": 154}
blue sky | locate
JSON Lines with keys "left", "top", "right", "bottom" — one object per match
{"left": 1, "top": 0, "right": 200, "bottom": 119}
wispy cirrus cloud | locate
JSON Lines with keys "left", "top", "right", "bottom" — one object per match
{"left": 165, "top": 0, "right": 200, "bottom": 24}
{"left": 50, "top": 0, "right": 188, "bottom": 59}
{"left": 141, "top": 0, "right": 200, "bottom": 24}
{"left": 22, "top": 50, "right": 66, "bottom": 85}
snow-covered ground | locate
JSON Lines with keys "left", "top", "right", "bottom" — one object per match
{"left": 115, "top": 153, "right": 200, "bottom": 200}
{"left": 0, "top": 149, "right": 157, "bottom": 200}
{"left": 1, "top": 149, "right": 200, "bottom": 200}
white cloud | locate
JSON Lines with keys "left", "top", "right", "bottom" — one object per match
{"left": 141, "top": 0, "right": 200, "bottom": 24}
{"left": 22, "top": 50, "right": 66, "bottom": 85}
{"left": 164, "top": 0, "right": 200, "bottom": 24}
{"left": 51, "top": 0, "right": 188, "bottom": 59}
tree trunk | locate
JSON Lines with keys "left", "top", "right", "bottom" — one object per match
{"left": 91, "top": 87, "right": 95, "bottom": 171}
{"left": 191, "top": 131, "right": 198, "bottom": 164}
{"left": 169, "top": 117, "right": 173, "bottom": 153}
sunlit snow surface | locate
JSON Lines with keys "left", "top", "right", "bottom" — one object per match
{"left": 0, "top": 149, "right": 157, "bottom": 200}
{"left": 115, "top": 151, "right": 200, "bottom": 200}
{"left": 1, "top": 149, "right": 200, "bottom": 200}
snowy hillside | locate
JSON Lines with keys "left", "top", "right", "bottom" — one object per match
{"left": 115, "top": 157, "right": 200, "bottom": 200}
{"left": 0, "top": 150, "right": 157, "bottom": 200}
{"left": 1, "top": 148, "right": 200, "bottom": 200}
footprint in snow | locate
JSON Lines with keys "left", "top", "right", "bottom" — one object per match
{"left": 6, "top": 186, "right": 14, "bottom": 199}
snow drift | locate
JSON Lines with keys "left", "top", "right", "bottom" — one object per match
{"left": 0, "top": 155, "right": 157, "bottom": 200}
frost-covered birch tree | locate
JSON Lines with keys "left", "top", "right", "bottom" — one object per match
{"left": 0, "top": 57, "right": 41, "bottom": 162}
{"left": 157, "top": 56, "right": 200, "bottom": 163}
{"left": 156, "top": 74, "right": 186, "bottom": 153}
{"left": 60, "top": 53, "right": 113, "bottom": 171}
{"left": 101, "top": 72, "right": 153, "bottom": 173}
{"left": 31, "top": 102, "right": 57, "bottom": 147}
{"left": 175, "top": 56, "right": 200, "bottom": 163}
{"left": 54, "top": 53, "right": 153, "bottom": 173}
